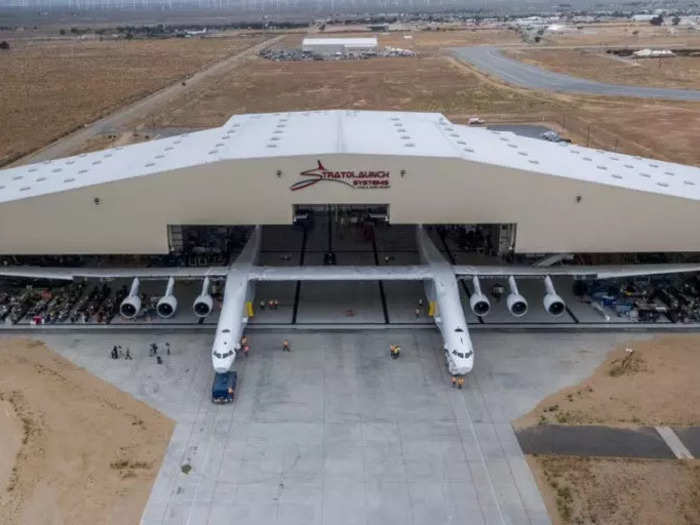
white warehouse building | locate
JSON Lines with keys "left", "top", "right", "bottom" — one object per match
{"left": 302, "top": 37, "right": 378, "bottom": 55}
{"left": 1, "top": 109, "right": 700, "bottom": 255}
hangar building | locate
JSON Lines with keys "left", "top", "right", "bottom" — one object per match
{"left": 302, "top": 37, "right": 378, "bottom": 55}
{"left": 1, "top": 110, "right": 700, "bottom": 255}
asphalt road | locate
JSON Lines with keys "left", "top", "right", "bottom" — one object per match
{"left": 452, "top": 46, "right": 700, "bottom": 102}
{"left": 516, "top": 425, "right": 676, "bottom": 459}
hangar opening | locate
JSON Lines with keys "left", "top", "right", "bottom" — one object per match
{"left": 292, "top": 204, "right": 390, "bottom": 225}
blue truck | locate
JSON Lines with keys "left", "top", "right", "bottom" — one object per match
{"left": 211, "top": 371, "right": 238, "bottom": 404}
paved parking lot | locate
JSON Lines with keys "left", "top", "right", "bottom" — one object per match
{"left": 31, "top": 330, "right": 652, "bottom": 525}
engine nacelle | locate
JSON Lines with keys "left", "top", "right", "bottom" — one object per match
{"left": 193, "top": 277, "right": 213, "bottom": 318}
{"left": 469, "top": 276, "right": 491, "bottom": 317}
{"left": 120, "top": 278, "right": 141, "bottom": 319}
{"left": 543, "top": 276, "right": 566, "bottom": 317}
{"left": 156, "top": 277, "right": 178, "bottom": 319}
{"left": 506, "top": 276, "right": 528, "bottom": 317}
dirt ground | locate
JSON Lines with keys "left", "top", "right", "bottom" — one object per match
{"left": 539, "top": 22, "right": 700, "bottom": 48}
{"left": 141, "top": 54, "right": 564, "bottom": 129}
{"left": 272, "top": 28, "right": 521, "bottom": 53}
{"left": 516, "top": 335, "right": 700, "bottom": 524}
{"left": 0, "top": 337, "right": 174, "bottom": 525}
{"left": 504, "top": 48, "right": 700, "bottom": 90}
{"left": 516, "top": 335, "right": 700, "bottom": 428}
{"left": 0, "top": 34, "right": 266, "bottom": 166}
{"left": 527, "top": 455, "right": 700, "bottom": 525}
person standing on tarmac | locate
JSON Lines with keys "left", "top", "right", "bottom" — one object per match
{"left": 282, "top": 339, "right": 291, "bottom": 352}
{"left": 451, "top": 376, "right": 457, "bottom": 388}
{"left": 241, "top": 335, "right": 249, "bottom": 358}
{"left": 457, "top": 376, "right": 464, "bottom": 390}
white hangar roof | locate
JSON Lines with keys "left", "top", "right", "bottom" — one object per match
{"left": 1, "top": 110, "right": 699, "bottom": 205}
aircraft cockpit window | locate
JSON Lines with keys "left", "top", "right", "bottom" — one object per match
{"left": 455, "top": 328, "right": 464, "bottom": 332}
{"left": 214, "top": 352, "right": 222, "bottom": 358}
{"left": 222, "top": 329, "right": 231, "bottom": 333}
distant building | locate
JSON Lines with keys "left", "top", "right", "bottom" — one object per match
{"left": 302, "top": 37, "right": 377, "bottom": 56}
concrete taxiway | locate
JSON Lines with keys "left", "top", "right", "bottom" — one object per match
{"left": 452, "top": 47, "right": 700, "bottom": 102}
{"left": 30, "top": 330, "right": 654, "bottom": 525}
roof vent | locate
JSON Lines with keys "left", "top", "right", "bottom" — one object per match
{"left": 155, "top": 154, "right": 165, "bottom": 159}
{"left": 401, "top": 135, "right": 411, "bottom": 140}
{"left": 92, "top": 160, "right": 102, "bottom": 165}
{"left": 215, "top": 143, "right": 224, "bottom": 147}
{"left": 145, "top": 162, "right": 155, "bottom": 167}
{"left": 165, "top": 146, "right": 174, "bottom": 151}
{"left": 397, "top": 128, "right": 406, "bottom": 133}
{"left": 464, "top": 148, "right": 474, "bottom": 153}
{"left": 609, "top": 157, "right": 619, "bottom": 161}
{"left": 36, "top": 177, "right": 46, "bottom": 182}
{"left": 583, "top": 157, "right": 592, "bottom": 161}
{"left": 684, "top": 180, "right": 695, "bottom": 186}
{"left": 52, "top": 168, "right": 62, "bottom": 173}
{"left": 640, "top": 173, "right": 651, "bottom": 178}
{"left": 12, "top": 175, "right": 23, "bottom": 180}
{"left": 457, "top": 140, "right": 466, "bottom": 145}
{"left": 657, "top": 182, "right": 669, "bottom": 188}
{"left": 78, "top": 169, "right": 88, "bottom": 174}
{"left": 612, "top": 174, "right": 623, "bottom": 180}
{"left": 596, "top": 166, "right": 607, "bottom": 170}
{"left": 451, "top": 133, "right": 459, "bottom": 138}
{"left": 270, "top": 137, "right": 280, "bottom": 141}
{"left": 79, "top": 154, "right": 87, "bottom": 158}
{"left": 0, "top": 185, "right": 4, "bottom": 190}
{"left": 64, "top": 178, "right": 75, "bottom": 183}
{"left": 570, "top": 150, "right": 580, "bottom": 154}
{"left": 66, "top": 160, "right": 75, "bottom": 165}
{"left": 649, "top": 163, "right": 659, "bottom": 168}
{"left": 664, "top": 171, "right": 674, "bottom": 176}
{"left": 624, "top": 164, "right": 634, "bottom": 169}
{"left": 404, "top": 143, "right": 415, "bottom": 148}
{"left": 104, "top": 153, "right": 112, "bottom": 158}
{"left": 267, "top": 144, "right": 277, "bottom": 148}
{"left": 29, "top": 168, "right": 37, "bottom": 172}
{"left": 20, "top": 186, "right": 30, "bottom": 191}
{"left": 529, "top": 160, "right": 540, "bottom": 165}
{"left": 499, "top": 137, "right": 509, "bottom": 142}
{"left": 208, "top": 151, "right": 218, "bottom": 155}
{"left": 518, "top": 151, "right": 528, "bottom": 156}
{"left": 508, "top": 144, "right": 517, "bottom": 149}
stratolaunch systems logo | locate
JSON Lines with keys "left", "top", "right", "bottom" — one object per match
{"left": 289, "top": 161, "right": 391, "bottom": 191}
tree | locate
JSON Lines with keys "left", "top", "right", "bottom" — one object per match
{"left": 0, "top": 41, "right": 9, "bottom": 50}
{"left": 672, "top": 16, "right": 681, "bottom": 26}
{"left": 59, "top": 29, "right": 66, "bottom": 35}
{"left": 649, "top": 15, "right": 664, "bottom": 26}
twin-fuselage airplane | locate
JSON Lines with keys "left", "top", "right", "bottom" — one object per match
{"left": 2, "top": 225, "right": 700, "bottom": 376}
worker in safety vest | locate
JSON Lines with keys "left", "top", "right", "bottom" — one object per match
{"left": 390, "top": 344, "right": 400, "bottom": 359}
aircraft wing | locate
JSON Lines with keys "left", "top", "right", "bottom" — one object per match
{"left": 250, "top": 265, "right": 433, "bottom": 281}
{"left": 0, "top": 266, "right": 229, "bottom": 281}
{"left": 453, "top": 263, "right": 700, "bottom": 280}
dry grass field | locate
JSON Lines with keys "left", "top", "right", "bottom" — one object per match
{"left": 141, "top": 54, "right": 563, "bottom": 130}
{"left": 504, "top": 48, "right": 700, "bottom": 89}
{"left": 539, "top": 22, "right": 700, "bottom": 48}
{"left": 0, "top": 34, "right": 266, "bottom": 166}
{"left": 518, "top": 336, "right": 700, "bottom": 524}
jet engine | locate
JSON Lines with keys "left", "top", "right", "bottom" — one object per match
{"left": 193, "top": 277, "right": 213, "bottom": 318}
{"left": 506, "top": 276, "right": 528, "bottom": 317}
{"left": 542, "top": 276, "right": 566, "bottom": 317}
{"left": 119, "top": 278, "right": 142, "bottom": 319}
{"left": 156, "top": 277, "right": 178, "bottom": 319}
{"left": 469, "top": 276, "right": 491, "bottom": 317}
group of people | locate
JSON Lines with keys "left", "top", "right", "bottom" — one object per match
{"left": 451, "top": 375, "right": 465, "bottom": 389}
{"left": 239, "top": 336, "right": 291, "bottom": 358}
{"left": 110, "top": 345, "right": 132, "bottom": 360}
{"left": 109, "top": 341, "right": 172, "bottom": 363}
{"left": 258, "top": 299, "right": 281, "bottom": 311}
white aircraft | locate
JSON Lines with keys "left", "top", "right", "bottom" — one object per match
{"left": 2, "top": 225, "right": 700, "bottom": 376}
